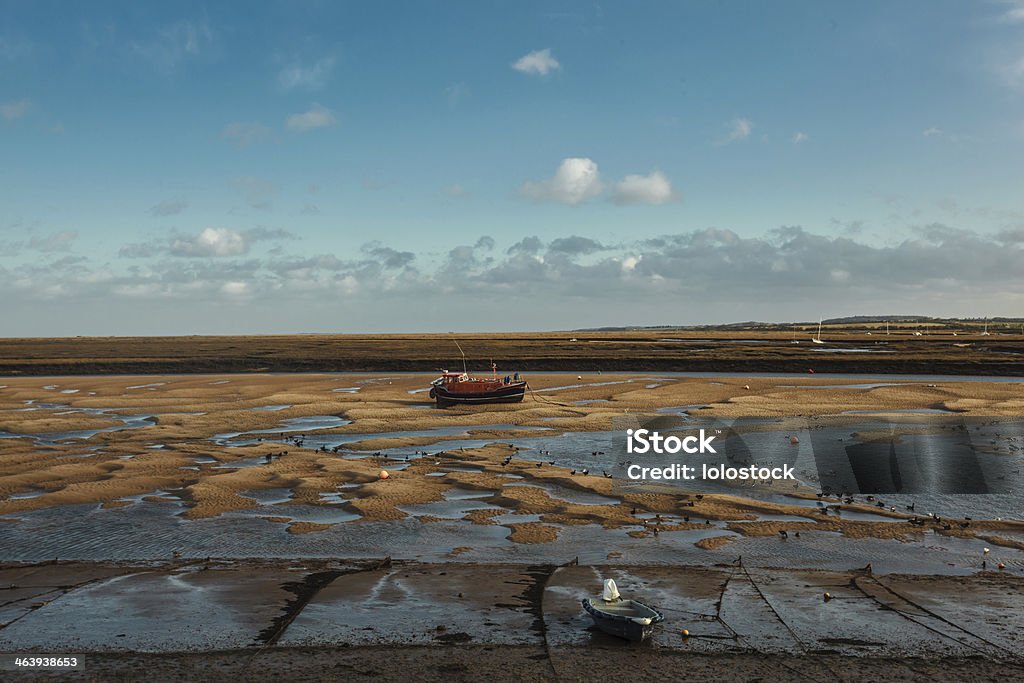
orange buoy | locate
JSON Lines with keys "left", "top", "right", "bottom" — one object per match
{"left": 681, "top": 629, "right": 690, "bottom": 638}
{"left": 379, "top": 470, "right": 390, "bottom": 480}
{"left": 823, "top": 592, "right": 832, "bottom": 601}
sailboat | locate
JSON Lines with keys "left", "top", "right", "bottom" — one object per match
{"left": 811, "top": 319, "right": 825, "bottom": 344}
{"left": 981, "top": 319, "right": 991, "bottom": 336}
{"left": 790, "top": 327, "right": 800, "bottom": 344}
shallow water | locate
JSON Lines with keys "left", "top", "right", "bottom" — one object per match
{"left": 2, "top": 501, "right": 1018, "bottom": 574}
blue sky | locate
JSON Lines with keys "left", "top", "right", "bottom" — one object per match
{"left": 2, "top": 1, "right": 1024, "bottom": 334}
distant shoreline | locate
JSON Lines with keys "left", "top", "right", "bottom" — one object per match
{"left": 1, "top": 329, "right": 1023, "bottom": 376}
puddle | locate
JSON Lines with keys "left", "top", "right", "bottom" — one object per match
{"left": 504, "top": 483, "right": 620, "bottom": 506}
{"left": 241, "top": 488, "right": 295, "bottom": 505}
{"left": 841, "top": 408, "right": 956, "bottom": 415}
{"left": 777, "top": 382, "right": 922, "bottom": 390}
{"left": 493, "top": 512, "right": 545, "bottom": 524}
{"left": 226, "top": 503, "right": 362, "bottom": 525}
{"left": 252, "top": 405, "right": 292, "bottom": 411}
{"left": 332, "top": 387, "right": 360, "bottom": 394}
{"left": 127, "top": 382, "right": 166, "bottom": 390}
{"left": 572, "top": 399, "right": 609, "bottom": 406}
{"left": 0, "top": 404, "right": 159, "bottom": 444}
{"left": 397, "top": 498, "right": 502, "bottom": 519}
{"left": 6, "top": 491, "right": 44, "bottom": 500}
{"left": 213, "top": 415, "right": 350, "bottom": 444}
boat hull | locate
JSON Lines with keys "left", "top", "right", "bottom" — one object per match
{"left": 581, "top": 598, "right": 664, "bottom": 642}
{"left": 430, "top": 382, "right": 526, "bottom": 407}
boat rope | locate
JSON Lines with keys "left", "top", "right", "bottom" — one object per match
{"left": 737, "top": 558, "right": 840, "bottom": 683}
{"left": 853, "top": 575, "right": 1024, "bottom": 666}
{"left": 525, "top": 382, "right": 587, "bottom": 414}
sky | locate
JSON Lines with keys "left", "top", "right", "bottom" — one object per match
{"left": 2, "top": 0, "right": 1024, "bottom": 335}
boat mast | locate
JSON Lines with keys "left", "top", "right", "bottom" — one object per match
{"left": 453, "top": 338, "right": 469, "bottom": 374}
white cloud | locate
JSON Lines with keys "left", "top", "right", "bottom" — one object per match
{"left": 521, "top": 158, "right": 603, "bottom": 205}
{"left": 148, "top": 200, "right": 188, "bottom": 217}
{"left": 523, "top": 160, "right": 678, "bottom": 206}
{"left": 445, "top": 82, "right": 468, "bottom": 108}
{"left": 130, "top": 18, "right": 214, "bottom": 72}
{"left": 278, "top": 56, "right": 336, "bottom": 90}
{"left": 221, "top": 281, "right": 249, "bottom": 296}
{"left": 791, "top": 131, "right": 809, "bottom": 144}
{"left": 232, "top": 176, "right": 279, "bottom": 210}
{"left": 720, "top": 117, "right": 753, "bottom": 144}
{"left": 221, "top": 121, "right": 272, "bottom": 148}
{"left": 29, "top": 231, "right": 77, "bottom": 252}
{"left": 922, "top": 127, "right": 943, "bottom": 137}
{"left": 171, "top": 228, "right": 248, "bottom": 257}
{"left": 998, "top": 2, "right": 1024, "bottom": 23}
{"left": 286, "top": 104, "right": 337, "bottom": 132}
{"left": 0, "top": 99, "right": 32, "bottom": 121}
{"left": 512, "top": 48, "right": 561, "bottom": 76}
{"left": 443, "top": 184, "right": 469, "bottom": 198}
{"left": 0, "top": 32, "right": 33, "bottom": 61}
{"left": 121, "top": 227, "right": 293, "bottom": 259}
{"left": 611, "top": 170, "right": 677, "bottom": 205}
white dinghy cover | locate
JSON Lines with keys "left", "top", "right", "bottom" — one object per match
{"left": 602, "top": 579, "right": 620, "bottom": 602}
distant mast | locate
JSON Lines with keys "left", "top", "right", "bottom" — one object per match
{"left": 811, "top": 318, "right": 825, "bottom": 344}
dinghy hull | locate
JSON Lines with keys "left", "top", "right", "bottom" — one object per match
{"left": 581, "top": 598, "right": 664, "bottom": 642}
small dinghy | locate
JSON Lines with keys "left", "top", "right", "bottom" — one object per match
{"left": 581, "top": 579, "right": 664, "bottom": 642}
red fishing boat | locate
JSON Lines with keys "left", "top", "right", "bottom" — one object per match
{"left": 428, "top": 363, "right": 527, "bottom": 407}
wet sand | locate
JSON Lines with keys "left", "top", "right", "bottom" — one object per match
{"left": 2, "top": 374, "right": 1023, "bottom": 679}
{"left": 2, "top": 373, "right": 1023, "bottom": 554}
{"left": 1, "top": 559, "right": 1022, "bottom": 681}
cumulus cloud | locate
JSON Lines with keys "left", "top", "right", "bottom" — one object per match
{"left": 443, "top": 184, "right": 469, "bottom": 198}
{"left": 278, "top": 56, "right": 336, "bottom": 90}
{"left": 361, "top": 242, "right": 415, "bottom": 269}
{"left": 523, "top": 159, "right": 677, "bottom": 206}
{"left": 998, "top": 2, "right": 1024, "bottom": 24}
{"left": 232, "top": 176, "right": 279, "bottom": 211}
{"left": 521, "top": 158, "right": 603, "bottom": 205}
{"left": 0, "top": 98, "right": 32, "bottom": 121}
{"left": 445, "top": 82, "right": 468, "bottom": 108}
{"left": 18, "top": 225, "right": 1024, "bottom": 333}
{"left": 29, "top": 231, "right": 77, "bottom": 252}
{"left": 791, "top": 131, "right": 809, "bottom": 144}
{"left": 286, "top": 104, "right": 337, "bottom": 132}
{"left": 148, "top": 199, "right": 188, "bottom": 216}
{"left": 719, "top": 117, "right": 752, "bottom": 144}
{"left": 611, "top": 170, "right": 677, "bottom": 205}
{"left": 170, "top": 227, "right": 247, "bottom": 257}
{"left": 130, "top": 17, "right": 214, "bottom": 72}
{"left": 221, "top": 121, "right": 272, "bottom": 148}
{"left": 121, "top": 227, "right": 294, "bottom": 259}
{"left": 922, "top": 127, "right": 943, "bottom": 137}
{"left": 0, "top": 32, "right": 33, "bottom": 61}
{"left": 548, "top": 236, "right": 605, "bottom": 255}
{"left": 512, "top": 48, "right": 560, "bottom": 75}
